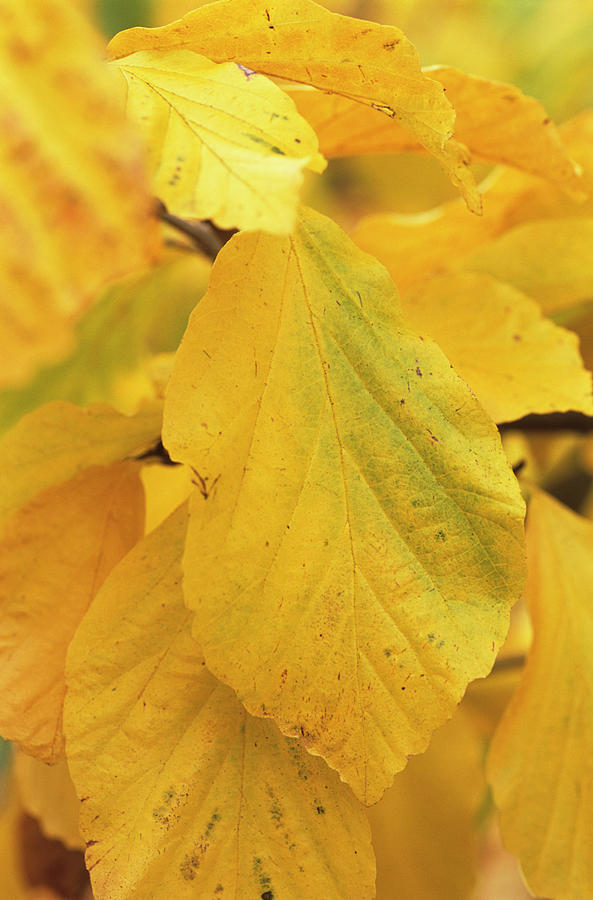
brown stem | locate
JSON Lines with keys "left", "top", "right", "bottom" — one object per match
{"left": 154, "top": 199, "right": 233, "bottom": 261}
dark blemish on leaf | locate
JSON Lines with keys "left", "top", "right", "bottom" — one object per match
{"left": 383, "top": 648, "right": 392, "bottom": 658}
{"left": 427, "top": 633, "right": 435, "bottom": 642}
{"left": 281, "top": 669, "right": 288, "bottom": 684}
{"left": 215, "top": 886, "right": 224, "bottom": 894}
{"left": 542, "top": 116, "right": 551, "bottom": 125}
{"left": 268, "top": 24, "right": 275, "bottom": 29}
{"left": 401, "top": 686, "right": 406, "bottom": 691}
{"left": 434, "top": 529, "right": 447, "bottom": 542}
{"left": 437, "top": 640, "right": 445, "bottom": 649}
{"left": 86, "top": 840, "right": 98, "bottom": 848}
{"left": 262, "top": 893, "right": 274, "bottom": 900}
{"left": 513, "top": 333, "right": 522, "bottom": 342}
{"left": 264, "top": 7, "right": 270, "bottom": 20}
{"left": 294, "top": 137, "right": 301, "bottom": 143}
{"left": 270, "top": 145, "right": 286, "bottom": 155}
{"left": 411, "top": 498, "right": 421, "bottom": 507}
{"left": 416, "top": 366, "right": 422, "bottom": 376}
{"left": 316, "top": 805, "right": 325, "bottom": 815}
{"left": 383, "top": 39, "right": 400, "bottom": 49}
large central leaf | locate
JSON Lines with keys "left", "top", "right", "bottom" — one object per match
{"left": 163, "top": 207, "right": 525, "bottom": 804}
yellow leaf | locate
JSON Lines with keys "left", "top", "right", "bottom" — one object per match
{"left": 462, "top": 217, "right": 593, "bottom": 314}
{"left": 0, "top": 0, "right": 158, "bottom": 389}
{"left": 0, "top": 462, "right": 144, "bottom": 761}
{"left": 488, "top": 491, "right": 593, "bottom": 900}
{"left": 114, "top": 49, "right": 325, "bottom": 233}
{"left": 370, "top": 707, "right": 484, "bottom": 900}
{"left": 64, "top": 505, "right": 374, "bottom": 900}
{"left": 401, "top": 272, "right": 593, "bottom": 422}
{"left": 0, "top": 782, "right": 28, "bottom": 899}
{"left": 108, "top": 0, "right": 481, "bottom": 212}
{"left": 163, "top": 206, "right": 525, "bottom": 804}
{"left": 290, "top": 67, "right": 581, "bottom": 194}
{"left": 0, "top": 400, "right": 161, "bottom": 528}
{"left": 14, "top": 753, "right": 83, "bottom": 851}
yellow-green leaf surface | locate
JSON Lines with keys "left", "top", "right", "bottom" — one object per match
{"left": 488, "top": 491, "right": 593, "bottom": 900}
{"left": 0, "top": 462, "right": 144, "bottom": 761}
{"left": 0, "top": 0, "right": 158, "bottom": 390}
{"left": 14, "top": 752, "right": 83, "bottom": 850}
{"left": 402, "top": 272, "right": 593, "bottom": 423}
{"left": 108, "top": 0, "right": 481, "bottom": 212}
{"left": 114, "top": 49, "right": 325, "bottom": 233}
{"left": 290, "top": 67, "right": 581, "bottom": 193}
{"left": 64, "top": 505, "right": 374, "bottom": 900}
{"left": 0, "top": 400, "right": 161, "bottom": 527}
{"left": 0, "top": 252, "right": 210, "bottom": 438}
{"left": 370, "top": 707, "right": 484, "bottom": 900}
{"left": 462, "top": 217, "right": 593, "bottom": 314}
{"left": 163, "top": 206, "right": 525, "bottom": 804}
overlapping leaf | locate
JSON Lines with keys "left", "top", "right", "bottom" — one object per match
{"left": 0, "top": 0, "right": 157, "bottom": 389}
{"left": 488, "top": 491, "right": 593, "bottom": 900}
{"left": 401, "top": 272, "right": 593, "bottom": 422}
{"left": 0, "top": 400, "right": 161, "bottom": 526}
{"left": 289, "top": 67, "right": 581, "bottom": 194}
{"left": 113, "top": 49, "right": 325, "bottom": 233}
{"left": 0, "top": 253, "right": 209, "bottom": 437}
{"left": 64, "top": 505, "right": 374, "bottom": 900}
{"left": 163, "top": 206, "right": 525, "bottom": 804}
{"left": 108, "top": 0, "right": 481, "bottom": 211}
{"left": 0, "top": 462, "right": 144, "bottom": 761}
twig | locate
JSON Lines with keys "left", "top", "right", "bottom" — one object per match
{"left": 155, "top": 199, "right": 231, "bottom": 261}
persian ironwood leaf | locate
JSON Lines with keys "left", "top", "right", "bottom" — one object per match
{"left": 289, "top": 66, "right": 582, "bottom": 196}
{"left": 0, "top": 462, "right": 144, "bottom": 761}
{"left": 0, "top": 400, "right": 161, "bottom": 527}
{"left": 64, "top": 505, "right": 374, "bottom": 900}
{"left": 401, "top": 272, "right": 593, "bottom": 423}
{"left": 0, "top": 0, "right": 158, "bottom": 389}
{"left": 108, "top": 0, "right": 481, "bottom": 212}
{"left": 113, "top": 48, "right": 325, "bottom": 233}
{"left": 488, "top": 491, "right": 593, "bottom": 900}
{"left": 163, "top": 206, "right": 525, "bottom": 804}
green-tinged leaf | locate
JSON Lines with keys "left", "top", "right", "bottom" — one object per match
{"left": 462, "top": 217, "right": 593, "bottom": 314}
{"left": 0, "top": 400, "right": 161, "bottom": 526}
{"left": 0, "top": 462, "right": 144, "bottom": 761}
{"left": 0, "top": 254, "right": 209, "bottom": 437}
{"left": 108, "top": 0, "right": 481, "bottom": 212}
{"left": 401, "top": 272, "right": 593, "bottom": 423}
{"left": 64, "top": 505, "right": 374, "bottom": 900}
{"left": 488, "top": 491, "right": 593, "bottom": 900}
{"left": 163, "top": 206, "right": 525, "bottom": 804}
{"left": 114, "top": 49, "right": 325, "bottom": 233}
{"left": 0, "top": 0, "right": 158, "bottom": 389}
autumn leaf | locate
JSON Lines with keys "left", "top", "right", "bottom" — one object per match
{"left": 0, "top": 462, "right": 144, "bottom": 761}
{"left": 0, "top": 400, "right": 161, "bottom": 527}
{"left": 163, "top": 206, "right": 525, "bottom": 804}
{"left": 462, "top": 217, "right": 593, "bottom": 314}
{"left": 14, "top": 753, "right": 83, "bottom": 851}
{"left": 113, "top": 48, "right": 325, "bottom": 233}
{"left": 64, "top": 505, "right": 374, "bottom": 900}
{"left": 370, "top": 706, "right": 485, "bottom": 900}
{"left": 108, "top": 0, "right": 482, "bottom": 212}
{"left": 400, "top": 272, "right": 593, "bottom": 422}
{"left": 488, "top": 491, "right": 593, "bottom": 900}
{"left": 0, "top": 0, "right": 158, "bottom": 389}
{"left": 289, "top": 66, "right": 582, "bottom": 194}
{"left": 0, "top": 253, "right": 209, "bottom": 438}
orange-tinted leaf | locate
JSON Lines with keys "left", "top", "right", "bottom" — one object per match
{"left": 108, "top": 0, "right": 481, "bottom": 211}
{"left": 64, "top": 506, "right": 374, "bottom": 900}
{"left": 14, "top": 753, "right": 83, "bottom": 851}
{"left": 0, "top": 463, "right": 144, "bottom": 761}
{"left": 0, "top": 0, "right": 158, "bottom": 388}
{"left": 0, "top": 400, "right": 161, "bottom": 527}
{"left": 291, "top": 67, "right": 582, "bottom": 196}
